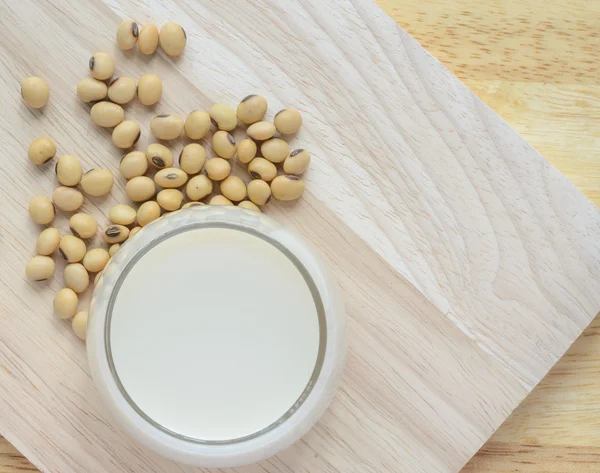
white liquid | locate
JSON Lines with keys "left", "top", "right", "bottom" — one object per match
{"left": 109, "top": 227, "right": 320, "bottom": 441}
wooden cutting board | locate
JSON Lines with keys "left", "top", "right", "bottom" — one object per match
{"left": 1, "top": 0, "right": 600, "bottom": 472}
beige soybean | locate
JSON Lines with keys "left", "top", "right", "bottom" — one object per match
{"left": 126, "top": 176, "right": 156, "bottom": 202}
{"left": 146, "top": 143, "right": 173, "bottom": 169}
{"left": 69, "top": 213, "right": 97, "bottom": 239}
{"left": 209, "top": 195, "right": 233, "bottom": 206}
{"left": 150, "top": 114, "right": 184, "bottom": 140}
{"left": 108, "top": 77, "right": 137, "bottom": 104}
{"left": 137, "top": 200, "right": 161, "bottom": 226}
{"left": 54, "top": 288, "right": 78, "bottom": 320}
{"left": 220, "top": 176, "right": 246, "bottom": 202}
{"left": 157, "top": 189, "right": 184, "bottom": 211}
{"left": 21, "top": 77, "right": 49, "bottom": 108}
{"left": 120, "top": 151, "right": 148, "bottom": 179}
{"left": 138, "top": 24, "right": 159, "bottom": 55}
{"left": 205, "top": 158, "right": 231, "bottom": 181}
{"left": 185, "top": 175, "right": 213, "bottom": 201}
{"left": 247, "top": 179, "right": 271, "bottom": 206}
{"left": 91, "top": 101, "right": 124, "bottom": 128}
{"left": 112, "top": 120, "right": 141, "bottom": 149}
{"left": 246, "top": 121, "right": 276, "bottom": 141}
{"left": 271, "top": 175, "right": 305, "bottom": 201}
{"left": 185, "top": 111, "right": 211, "bottom": 139}
{"left": 76, "top": 77, "right": 108, "bottom": 103}
{"left": 109, "top": 204, "right": 137, "bottom": 225}
{"left": 274, "top": 108, "right": 302, "bottom": 135}
{"left": 108, "top": 244, "right": 120, "bottom": 257}
{"left": 89, "top": 52, "right": 114, "bottom": 81}
{"left": 179, "top": 144, "right": 206, "bottom": 174}
{"left": 209, "top": 104, "right": 237, "bottom": 131}
{"left": 56, "top": 154, "right": 82, "bottom": 186}
{"left": 261, "top": 138, "right": 290, "bottom": 163}
{"left": 28, "top": 137, "right": 56, "bottom": 165}
{"left": 182, "top": 202, "right": 205, "bottom": 209}
{"left": 64, "top": 263, "right": 89, "bottom": 293}
{"left": 237, "top": 94, "right": 267, "bottom": 125}
{"left": 59, "top": 235, "right": 86, "bottom": 263}
{"left": 94, "top": 270, "right": 103, "bottom": 285}
{"left": 129, "top": 226, "right": 142, "bottom": 238}
{"left": 238, "top": 201, "right": 261, "bottom": 212}
{"left": 212, "top": 131, "right": 236, "bottom": 159}
{"left": 237, "top": 139, "right": 257, "bottom": 164}
{"left": 52, "top": 187, "right": 83, "bottom": 212}
{"left": 83, "top": 248, "right": 110, "bottom": 273}
{"left": 283, "top": 149, "right": 310, "bottom": 174}
{"left": 26, "top": 255, "right": 55, "bottom": 281}
{"left": 102, "top": 224, "right": 130, "bottom": 243}
{"left": 137, "top": 74, "right": 162, "bottom": 106}
{"left": 248, "top": 157, "right": 277, "bottom": 181}
{"left": 36, "top": 228, "right": 61, "bottom": 255}
{"left": 29, "top": 196, "right": 55, "bottom": 224}
{"left": 155, "top": 168, "right": 188, "bottom": 188}
{"left": 159, "top": 22, "right": 186, "bottom": 56}
{"left": 116, "top": 20, "right": 139, "bottom": 51}
{"left": 72, "top": 311, "right": 88, "bottom": 340}
{"left": 80, "top": 169, "right": 114, "bottom": 197}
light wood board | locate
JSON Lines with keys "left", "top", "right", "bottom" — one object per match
{"left": 1, "top": 1, "right": 600, "bottom": 472}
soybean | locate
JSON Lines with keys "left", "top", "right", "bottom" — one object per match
{"left": 53, "top": 187, "right": 83, "bottom": 212}
{"left": 137, "top": 200, "right": 161, "bottom": 226}
{"left": 129, "top": 226, "right": 142, "bottom": 238}
{"left": 237, "top": 138, "right": 257, "bottom": 164}
{"left": 102, "top": 224, "right": 130, "bottom": 243}
{"left": 247, "top": 179, "right": 271, "bottom": 206}
{"left": 64, "top": 263, "right": 89, "bottom": 293}
{"left": 271, "top": 175, "right": 305, "bottom": 201}
{"left": 138, "top": 24, "right": 159, "bottom": 55}
{"left": 28, "top": 137, "right": 56, "bottom": 165}
{"left": 137, "top": 74, "right": 162, "bottom": 106}
{"left": 120, "top": 151, "right": 148, "bottom": 179}
{"left": 283, "top": 149, "right": 311, "bottom": 175}
{"left": 179, "top": 143, "right": 206, "bottom": 174}
{"left": 185, "top": 175, "right": 213, "bottom": 201}
{"left": 108, "top": 77, "right": 137, "bottom": 104}
{"left": 237, "top": 94, "right": 267, "bottom": 125}
{"left": 209, "top": 104, "right": 237, "bottom": 131}
{"left": 94, "top": 270, "right": 103, "bottom": 285}
{"left": 76, "top": 77, "right": 108, "bottom": 103}
{"left": 261, "top": 138, "right": 290, "bottom": 163}
{"left": 246, "top": 121, "right": 275, "bottom": 141}
{"left": 205, "top": 158, "right": 231, "bottom": 181}
{"left": 150, "top": 114, "right": 184, "bottom": 140}
{"left": 146, "top": 143, "right": 173, "bottom": 168}
{"left": 155, "top": 168, "right": 188, "bottom": 188}
{"left": 56, "top": 154, "right": 82, "bottom": 186}
{"left": 80, "top": 169, "right": 114, "bottom": 196}
{"left": 220, "top": 176, "right": 246, "bottom": 202}
{"left": 212, "top": 131, "right": 236, "bottom": 159}
{"left": 182, "top": 202, "right": 205, "bottom": 209}
{"left": 109, "top": 244, "right": 120, "bottom": 257}
{"left": 29, "top": 196, "right": 55, "bottom": 224}
{"left": 69, "top": 213, "right": 97, "bottom": 239}
{"left": 209, "top": 195, "right": 233, "bottom": 206}
{"left": 116, "top": 20, "right": 139, "bottom": 51}
{"left": 36, "top": 228, "right": 61, "bottom": 255}
{"left": 126, "top": 176, "right": 156, "bottom": 202}
{"left": 91, "top": 101, "right": 124, "bottom": 128}
{"left": 185, "top": 111, "right": 211, "bottom": 139}
{"left": 54, "top": 288, "right": 78, "bottom": 319}
{"left": 274, "top": 108, "right": 302, "bottom": 134}
{"left": 159, "top": 22, "right": 186, "bottom": 56}
{"left": 238, "top": 201, "right": 261, "bottom": 212}
{"left": 26, "top": 255, "right": 55, "bottom": 281}
{"left": 82, "top": 248, "right": 110, "bottom": 273}
{"left": 112, "top": 120, "right": 141, "bottom": 149}
{"left": 59, "top": 235, "right": 87, "bottom": 263}
{"left": 109, "top": 204, "right": 137, "bottom": 225}
{"left": 157, "top": 189, "right": 184, "bottom": 211}
{"left": 72, "top": 311, "right": 88, "bottom": 340}
{"left": 248, "top": 157, "right": 277, "bottom": 181}
{"left": 21, "top": 77, "right": 49, "bottom": 108}
{"left": 89, "top": 52, "right": 114, "bottom": 81}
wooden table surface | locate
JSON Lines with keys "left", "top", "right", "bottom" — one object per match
{"left": 1, "top": 0, "right": 599, "bottom": 471}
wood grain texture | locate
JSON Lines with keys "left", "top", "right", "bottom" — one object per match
{"left": 0, "top": 1, "right": 599, "bottom": 473}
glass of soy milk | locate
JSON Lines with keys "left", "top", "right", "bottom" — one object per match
{"left": 87, "top": 206, "right": 346, "bottom": 468}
